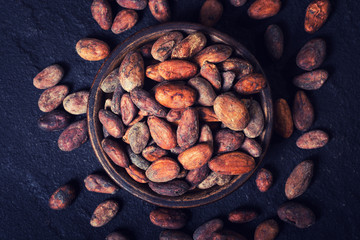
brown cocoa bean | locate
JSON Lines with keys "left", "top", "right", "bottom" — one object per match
{"left": 194, "top": 44, "right": 232, "bottom": 67}
{"left": 112, "top": 9, "right": 138, "bottom": 34}
{"left": 91, "top": 0, "right": 112, "bottom": 30}
{"left": 166, "top": 109, "right": 185, "bottom": 124}
{"left": 188, "top": 77, "right": 216, "bottom": 106}
{"left": 128, "top": 122, "right": 150, "bottom": 154}
{"left": 63, "top": 91, "right": 89, "bottom": 115}
{"left": 33, "top": 64, "right": 64, "bottom": 89}
{"left": 119, "top": 51, "right": 144, "bottom": 92}
{"left": 234, "top": 73, "right": 266, "bottom": 95}
{"left": 84, "top": 174, "right": 119, "bottom": 194}
{"left": 58, "top": 119, "right": 88, "bottom": 151}
{"left": 125, "top": 165, "right": 149, "bottom": 183}
{"left": 197, "top": 107, "right": 220, "bottom": 122}
{"left": 193, "top": 218, "right": 223, "bottom": 240}
{"left": 101, "top": 68, "right": 121, "bottom": 93}
{"left": 213, "top": 93, "right": 250, "bottom": 131}
{"left": 140, "top": 42, "right": 154, "bottom": 58}
{"left": 199, "top": 124, "right": 214, "bottom": 147}
{"left": 185, "top": 164, "right": 210, "bottom": 190}
{"left": 148, "top": 179, "right": 190, "bottom": 196}
{"left": 215, "top": 174, "right": 232, "bottom": 186}
{"left": 178, "top": 143, "right": 213, "bottom": 170}
{"left": 277, "top": 202, "right": 316, "bottom": 228}
{"left": 247, "top": 0, "right": 281, "bottom": 19}
{"left": 244, "top": 100, "right": 264, "bottom": 138}
{"left": 199, "top": 0, "right": 223, "bottom": 27}
{"left": 158, "top": 60, "right": 198, "bottom": 80}
{"left": 274, "top": 98, "right": 294, "bottom": 138}
{"left": 296, "top": 130, "right": 329, "bottom": 149}
{"left": 76, "top": 38, "right": 110, "bottom": 61}
{"left": 90, "top": 200, "right": 119, "bottom": 227}
{"left": 240, "top": 137, "right": 262, "bottom": 158}
{"left": 146, "top": 157, "right": 180, "bottom": 183}
{"left": 171, "top": 32, "right": 207, "bottom": 59}
{"left": 265, "top": 24, "right": 284, "bottom": 59}
{"left": 150, "top": 208, "right": 187, "bottom": 229}
{"left": 285, "top": 160, "right": 314, "bottom": 199}
{"left": 147, "top": 116, "right": 177, "bottom": 150}
{"left": 38, "top": 85, "right": 69, "bottom": 112}
{"left": 177, "top": 107, "right": 199, "bottom": 149}
{"left": 154, "top": 82, "right": 197, "bottom": 109}
{"left": 149, "top": 0, "right": 171, "bottom": 22}
{"left": 151, "top": 32, "right": 183, "bottom": 62}
{"left": 127, "top": 146, "right": 151, "bottom": 170}
{"left": 218, "top": 58, "right": 253, "bottom": 78}
{"left": 49, "top": 184, "right": 77, "bottom": 210}
{"left": 146, "top": 64, "right": 165, "bottom": 82}
{"left": 38, "top": 110, "right": 71, "bottom": 131}
{"left": 228, "top": 210, "right": 258, "bottom": 223}
{"left": 200, "top": 62, "right": 222, "bottom": 90}
{"left": 296, "top": 38, "right": 326, "bottom": 71}
{"left": 120, "top": 93, "right": 138, "bottom": 125}
{"left": 106, "top": 232, "right": 129, "bottom": 240}
{"left": 211, "top": 230, "right": 247, "bottom": 240}
{"left": 255, "top": 168, "right": 273, "bottom": 192}
{"left": 254, "top": 219, "right": 279, "bottom": 240}
{"left": 305, "top": 0, "right": 331, "bottom": 34}
{"left": 177, "top": 168, "right": 188, "bottom": 179}
{"left": 102, "top": 138, "right": 130, "bottom": 168}
{"left": 159, "top": 230, "right": 192, "bottom": 240}
{"left": 197, "top": 171, "right": 218, "bottom": 189}
{"left": 221, "top": 71, "right": 236, "bottom": 92}
{"left": 293, "top": 69, "right": 328, "bottom": 90}
{"left": 99, "top": 109, "right": 125, "bottom": 138}
{"left": 209, "top": 152, "right": 255, "bottom": 175}
{"left": 111, "top": 86, "right": 124, "bottom": 115}
{"left": 215, "top": 129, "right": 244, "bottom": 153}
{"left": 293, "top": 90, "right": 314, "bottom": 131}
{"left": 142, "top": 146, "right": 167, "bottom": 162}
{"left": 116, "top": 0, "right": 147, "bottom": 10}
{"left": 130, "top": 88, "right": 167, "bottom": 117}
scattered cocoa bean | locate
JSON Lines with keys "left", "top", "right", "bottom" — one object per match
{"left": 150, "top": 208, "right": 187, "bottom": 229}
{"left": 254, "top": 219, "right": 279, "bottom": 240}
{"left": 112, "top": 9, "right": 138, "bottom": 34}
{"left": 296, "top": 38, "right": 326, "bottom": 71}
{"left": 285, "top": 160, "right": 314, "bottom": 199}
{"left": 90, "top": 200, "right": 119, "bottom": 227}
{"left": 199, "top": 0, "right": 223, "bottom": 27}
{"left": 159, "top": 230, "right": 192, "bottom": 240}
{"left": 38, "top": 85, "right": 69, "bottom": 112}
{"left": 255, "top": 168, "right": 273, "bottom": 192}
{"left": 58, "top": 119, "right": 88, "bottom": 151}
{"left": 116, "top": 0, "right": 147, "bottom": 10}
{"left": 38, "top": 110, "right": 71, "bottom": 131}
{"left": 293, "top": 90, "right": 314, "bottom": 131}
{"left": 63, "top": 91, "right": 89, "bottom": 115}
{"left": 84, "top": 174, "right": 119, "bottom": 194}
{"left": 49, "top": 184, "right": 77, "bottom": 210}
{"left": 228, "top": 209, "right": 258, "bottom": 223}
{"left": 248, "top": 0, "right": 281, "bottom": 19}
{"left": 91, "top": 0, "right": 112, "bottom": 30}
{"left": 274, "top": 98, "right": 294, "bottom": 138}
{"left": 277, "top": 202, "right": 316, "bottom": 228}
{"left": 265, "top": 24, "right": 284, "bottom": 60}
{"left": 76, "top": 38, "right": 110, "bottom": 61}
{"left": 193, "top": 218, "right": 223, "bottom": 240}
{"left": 33, "top": 64, "right": 64, "bottom": 89}
{"left": 304, "top": 0, "right": 331, "bottom": 34}
{"left": 293, "top": 69, "right": 328, "bottom": 90}
{"left": 149, "top": 0, "right": 171, "bottom": 22}
{"left": 296, "top": 130, "right": 329, "bottom": 149}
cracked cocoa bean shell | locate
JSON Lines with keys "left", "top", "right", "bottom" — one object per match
{"left": 305, "top": 0, "right": 331, "bottom": 34}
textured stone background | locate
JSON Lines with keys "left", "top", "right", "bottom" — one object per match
{"left": 0, "top": 0, "right": 360, "bottom": 239}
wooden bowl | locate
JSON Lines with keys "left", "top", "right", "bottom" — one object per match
{"left": 87, "top": 22, "right": 273, "bottom": 208}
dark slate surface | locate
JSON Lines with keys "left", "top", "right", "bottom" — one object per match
{"left": 1, "top": 0, "right": 360, "bottom": 239}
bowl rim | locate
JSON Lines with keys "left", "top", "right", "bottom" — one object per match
{"left": 87, "top": 22, "right": 273, "bottom": 208}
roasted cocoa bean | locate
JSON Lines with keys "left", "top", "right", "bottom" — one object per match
{"left": 293, "top": 69, "right": 328, "bottom": 90}
{"left": 193, "top": 219, "right": 224, "bottom": 240}
{"left": 293, "top": 90, "right": 314, "bottom": 131}
{"left": 285, "top": 160, "right": 314, "bottom": 199}
{"left": 102, "top": 138, "right": 130, "bottom": 168}
{"left": 150, "top": 208, "right": 187, "bottom": 229}
{"left": 99, "top": 109, "right": 125, "bottom": 138}
{"left": 148, "top": 180, "right": 190, "bottom": 196}
{"left": 38, "top": 85, "right": 69, "bottom": 112}
{"left": 277, "top": 202, "right": 316, "bottom": 228}
{"left": 265, "top": 24, "right": 284, "bottom": 59}
{"left": 218, "top": 58, "right": 253, "bottom": 78}
{"left": 130, "top": 88, "right": 167, "bottom": 117}
{"left": 228, "top": 209, "right": 258, "bottom": 223}
{"left": 171, "top": 32, "right": 207, "bottom": 59}
{"left": 76, "top": 38, "right": 110, "bottom": 61}
{"left": 119, "top": 51, "right": 144, "bottom": 92}
{"left": 188, "top": 77, "right": 216, "bottom": 106}
{"left": 194, "top": 44, "right": 232, "bottom": 67}
{"left": 304, "top": 0, "right": 331, "bottom": 34}
{"left": 178, "top": 143, "right": 213, "bottom": 170}
{"left": 199, "top": 0, "right": 223, "bottom": 27}
{"left": 255, "top": 168, "right": 273, "bottom": 192}
{"left": 142, "top": 145, "right": 168, "bottom": 162}
{"left": 63, "top": 91, "right": 89, "bottom": 115}
{"left": 120, "top": 93, "right": 138, "bottom": 125}
{"left": 215, "top": 129, "right": 244, "bottom": 153}
{"left": 58, "top": 119, "right": 88, "bottom": 151}
{"left": 177, "top": 107, "right": 199, "bottom": 149}
{"left": 200, "top": 62, "right": 222, "bottom": 90}
{"left": 128, "top": 122, "right": 150, "bottom": 154}
{"left": 244, "top": 100, "right": 264, "bottom": 138}
{"left": 254, "top": 219, "right": 279, "bottom": 240}
{"left": 101, "top": 68, "right": 121, "bottom": 93}
{"left": 84, "top": 174, "right": 119, "bottom": 194}
{"left": 116, "top": 0, "right": 147, "bottom": 10}
{"left": 296, "top": 130, "right": 329, "bottom": 149}
{"left": 149, "top": 0, "right": 171, "bottom": 22}
{"left": 38, "top": 110, "right": 71, "bottom": 131}
{"left": 151, "top": 32, "right": 183, "bottom": 62}
{"left": 154, "top": 82, "right": 197, "bottom": 109}
{"left": 240, "top": 137, "right": 262, "bottom": 158}
{"left": 158, "top": 60, "right": 198, "bottom": 81}
{"left": 234, "top": 73, "right": 266, "bottom": 95}
{"left": 146, "top": 157, "right": 180, "bottom": 183}
{"left": 274, "top": 98, "right": 294, "bottom": 138}
{"left": 248, "top": 0, "right": 281, "bottom": 19}
{"left": 90, "top": 200, "right": 119, "bottom": 227}
{"left": 147, "top": 116, "right": 177, "bottom": 150}
{"left": 49, "top": 184, "right": 77, "bottom": 210}
{"left": 296, "top": 38, "right": 326, "bottom": 71}
{"left": 91, "top": 0, "right": 112, "bottom": 30}
{"left": 111, "top": 9, "right": 138, "bottom": 34}
{"left": 209, "top": 152, "right": 255, "bottom": 175}
{"left": 33, "top": 64, "right": 64, "bottom": 89}
{"left": 185, "top": 164, "right": 210, "bottom": 190}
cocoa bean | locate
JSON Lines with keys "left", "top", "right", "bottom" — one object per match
{"left": 38, "top": 110, "right": 71, "bottom": 131}
{"left": 199, "top": 0, "right": 223, "bottom": 27}
{"left": 102, "top": 138, "right": 130, "bottom": 168}
{"left": 188, "top": 77, "right": 216, "bottom": 106}
{"left": 99, "top": 109, "right": 125, "bottom": 138}
{"left": 255, "top": 168, "right": 273, "bottom": 192}
{"left": 49, "top": 184, "right": 77, "bottom": 210}
{"left": 248, "top": 0, "right": 281, "bottom": 19}
{"left": 185, "top": 164, "right": 210, "bottom": 190}
{"left": 91, "top": 0, "right": 112, "bottom": 30}
{"left": 158, "top": 60, "right": 198, "bottom": 80}
{"left": 218, "top": 58, "right": 253, "bottom": 78}
{"left": 240, "top": 137, "right": 262, "bottom": 158}
{"left": 33, "top": 64, "right": 64, "bottom": 89}
{"left": 130, "top": 88, "right": 167, "bottom": 117}
{"left": 293, "top": 90, "right": 314, "bottom": 131}
{"left": 177, "top": 107, "right": 199, "bottom": 149}
{"left": 119, "top": 51, "right": 144, "bottom": 92}
{"left": 146, "top": 157, "right": 180, "bottom": 183}
{"left": 127, "top": 146, "right": 151, "bottom": 170}
{"left": 84, "top": 174, "right": 119, "bottom": 194}
{"left": 285, "top": 160, "right": 314, "bottom": 199}
{"left": 63, "top": 91, "right": 89, "bottom": 115}
{"left": 148, "top": 116, "right": 177, "bottom": 150}
{"left": 90, "top": 200, "right": 119, "bottom": 227}
{"left": 228, "top": 210, "right": 258, "bottom": 223}
{"left": 243, "top": 100, "right": 264, "bottom": 138}
{"left": 296, "top": 38, "right": 326, "bottom": 71}
{"left": 274, "top": 98, "right": 294, "bottom": 138}
{"left": 151, "top": 32, "right": 183, "bottom": 62}
{"left": 116, "top": 0, "right": 147, "bottom": 10}
{"left": 120, "top": 93, "right": 138, "bottom": 125}
{"left": 154, "top": 82, "right": 197, "bottom": 109}
{"left": 128, "top": 122, "right": 150, "bottom": 154}
{"left": 193, "top": 219, "right": 223, "bottom": 240}
{"left": 305, "top": 0, "right": 331, "bottom": 34}
{"left": 149, "top": 208, "right": 187, "bottom": 229}
{"left": 76, "top": 38, "right": 110, "bottom": 61}
{"left": 233, "top": 73, "right": 266, "bottom": 95}
{"left": 254, "top": 219, "right": 279, "bottom": 240}
{"left": 142, "top": 145, "right": 168, "bottom": 162}
{"left": 101, "top": 68, "right": 121, "bottom": 93}
{"left": 214, "top": 129, "right": 244, "bottom": 153}
{"left": 58, "top": 119, "right": 88, "bottom": 151}
{"left": 209, "top": 152, "right": 255, "bottom": 175}
{"left": 200, "top": 62, "right": 221, "bottom": 90}
{"left": 149, "top": 0, "right": 171, "bottom": 22}
{"left": 265, "top": 24, "right": 284, "bottom": 60}
{"left": 293, "top": 69, "right": 328, "bottom": 90}
{"left": 178, "top": 143, "right": 213, "bottom": 170}
{"left": 111, "top": 9, "right": 138, "bottom": 34}
{"left": 194, "top": 44, "right": 232, "bottom": 67}
{"left": 277, "top": 202, "right": 316, "bottom": 228}
{"left": 171, "top": 32, "right": 207, "bottom": 59}
{"left": 148, "top": 179, "right": 190, "bottom": 196}
{"left": 38, "top": 85, "right": 69, "bottom": 112}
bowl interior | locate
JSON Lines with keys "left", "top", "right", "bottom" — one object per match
{"left": 87, "top": 22, "right": 273, "bottom": 208}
